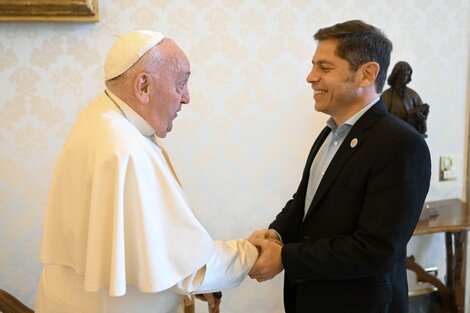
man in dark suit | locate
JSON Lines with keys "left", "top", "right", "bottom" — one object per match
{"left": 248, "top": 20, "right": 431, "bottom": 313}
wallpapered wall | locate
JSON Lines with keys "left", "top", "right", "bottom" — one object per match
{"left": 1, "top": 0, "right": 469, "bottom": 312}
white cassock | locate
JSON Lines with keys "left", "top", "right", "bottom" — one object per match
{"left": 35, "top": 90, "right": 258, "bottom": 313}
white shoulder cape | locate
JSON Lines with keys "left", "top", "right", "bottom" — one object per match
{"left": 40, "top": 93, "right": 215, "bottom": 296}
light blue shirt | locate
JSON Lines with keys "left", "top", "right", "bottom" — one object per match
{"left": 304, "top": 98, "right": 380, "bottom": 217}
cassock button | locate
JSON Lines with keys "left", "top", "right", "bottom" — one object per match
{"left": 350, "top": 138, "right": 358, "bottom": 148}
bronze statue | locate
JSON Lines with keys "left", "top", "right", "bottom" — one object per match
{"left": 382, "top": 61, "right": 429, "bottom": 137}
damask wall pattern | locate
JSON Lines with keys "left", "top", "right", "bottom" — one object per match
{"left": 0, "top": 0, "right": 469, "bottom": 312}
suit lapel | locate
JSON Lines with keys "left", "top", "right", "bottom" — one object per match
{"left": 304, "top": 100, "right": 387, "bottom": 220}
{"left": 303, "top": 126, "right": 331, "bottom": 179}
{"left": 297, "top": 126, "right": 331, "bottom": 198}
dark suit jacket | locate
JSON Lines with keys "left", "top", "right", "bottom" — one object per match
{"left": 270, "top": 100, "right": 431, "bottom": 313}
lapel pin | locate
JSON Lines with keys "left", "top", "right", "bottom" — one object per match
{"left": 350, "top": 138, "right": 358, "bottom": 148}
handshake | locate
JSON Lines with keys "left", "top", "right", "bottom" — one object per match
{"left": 196, "top": 229, "right": 284, "bottom": 313}
{"left": 247, "top": 229, "right": 284, "bottom": 282}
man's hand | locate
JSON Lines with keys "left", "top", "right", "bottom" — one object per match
{"left": 195, "top": 293, "right": 221, "bottom": 313}
{"left": 247, "top": 237, "right": 283, "bottom": 282}
{"left": 248, "top": 229, "right": 281, "bottom": 245}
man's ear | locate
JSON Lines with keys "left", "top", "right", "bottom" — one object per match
{"left": 360, "top": 62, "right": 380, "bottom": 87}
{"left": 135, "top": 73, "right": 151, "bottom": 104}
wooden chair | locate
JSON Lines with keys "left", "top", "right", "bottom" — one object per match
{"left": 0, "top": 289, "right": 33, "bottom": 313}
{"left": 407, "top": 255, "right": 452, "bottom": 313}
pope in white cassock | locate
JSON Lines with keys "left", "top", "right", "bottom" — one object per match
{"left": 35, "top": 30, "right": 258, "bottom": 313}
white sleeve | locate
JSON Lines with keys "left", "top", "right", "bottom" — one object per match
{"left": 170, "top": 239, "right": 258, "bottom": 295}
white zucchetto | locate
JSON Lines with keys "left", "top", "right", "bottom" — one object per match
{"left": 104, "top": 30, "right": 165, "bottom": 81}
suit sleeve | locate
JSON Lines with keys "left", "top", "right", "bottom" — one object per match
{"left": 281, "top": 131, "right": 431, "bottom": 282}
{"left": 269, "top": 196, "right": 301, "bottom": 243}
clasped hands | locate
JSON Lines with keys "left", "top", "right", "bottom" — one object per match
{"left": 196, "top": 230, "right": 282, "bottom": 312}
{"left": 247, "top": 229, "right": 284, "bottom": 282}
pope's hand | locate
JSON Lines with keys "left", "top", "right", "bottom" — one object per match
{"left": 195, "top": 293, "right": 221, "bottom": 313}
{"left": 247, "top": 237, "right": 283, "bottom": 282}
{"left": 248, "top": 229, "right": 281, "bottom": 245}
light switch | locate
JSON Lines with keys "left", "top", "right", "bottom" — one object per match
{"left": 439, "top": 155, "right": 457, "bottom": 181}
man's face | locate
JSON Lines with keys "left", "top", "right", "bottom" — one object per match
{"left": 149, "top": 46, "right": 190, "bottom": 138}
{"left": 306, "top": 39, "right": 361, "bottom": 123}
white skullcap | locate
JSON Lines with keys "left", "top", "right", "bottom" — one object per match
{"left": 104, "top": 30, "right": 165, "bottom": 80}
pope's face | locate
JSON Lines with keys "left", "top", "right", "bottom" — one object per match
{"left": 148, "top": 43, "right": 190, "bottom": 138}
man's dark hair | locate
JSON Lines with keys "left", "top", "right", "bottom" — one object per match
{"left": 314, "top": 20, "right": 393, "bottom": 93}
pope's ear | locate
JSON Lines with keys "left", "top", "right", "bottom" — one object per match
{"left": 360, "top": 62, "right": 380, "bottom": 87}
{"left": 134, "top": 73, "right": 150, "bottom": 103}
